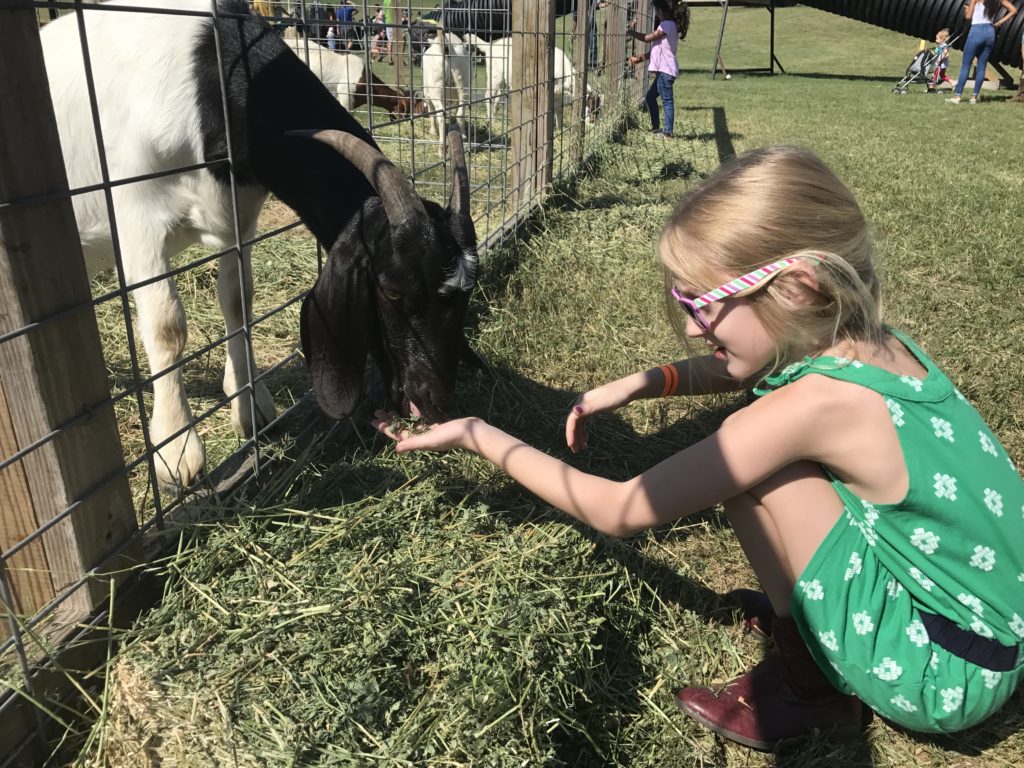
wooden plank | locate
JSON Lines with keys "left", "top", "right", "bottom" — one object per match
{"left": 0, "top": 382, "right": 53, "bottom": 646}
{"left": 603, "top": 1, "right": 627, "bottom": 100}
{"left": 0, "top": 8, "right": 136, "bottom": 648}
{"left": 510, "top": 0, "right": 554, "bottom": 214}
{"left": 569, "top": 0, "right": 591, "bottom": 168}
{"left": 633, "top": 0, "right": 651, "bottom": 98}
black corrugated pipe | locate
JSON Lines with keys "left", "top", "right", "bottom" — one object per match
{"left": 801, "top": 0, "right": 1023, "bottom": 68}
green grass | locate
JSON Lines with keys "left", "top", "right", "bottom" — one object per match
{"left": 10, "top": 5, "right": 1024, "bottom": 766}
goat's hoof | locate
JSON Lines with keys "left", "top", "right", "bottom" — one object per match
{"left": 230, "top": 381, "right": 276, "bottom": 438}
{"left": 153, "top": 427, "right": 206, "bottom": 493}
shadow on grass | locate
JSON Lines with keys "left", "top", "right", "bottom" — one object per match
{"left": 679, "top": 105, "right": 742, "bottom": 163}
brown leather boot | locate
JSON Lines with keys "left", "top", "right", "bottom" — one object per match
{"left": 675, "top": 617, "right": 864, "bottom": 750}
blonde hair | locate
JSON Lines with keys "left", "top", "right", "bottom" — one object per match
{"left": 659, "top": 146, "right": 885, "bottom": 378}
{"left": 936, "top": 28, "right": 950, "bottom": 42}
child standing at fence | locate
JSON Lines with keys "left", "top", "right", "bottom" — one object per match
{"left": 627, "top": 0, "right": 689, "bottom": 138}
{"left": 374, "top": 145, "right": 1024, "bottom": 750}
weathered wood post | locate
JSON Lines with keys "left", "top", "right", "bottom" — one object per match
{"left": 570, "top": 0, "right": 591, "bottom": 169}
{"left": 510, "top": 0, "right": 555, "bottom": 215}
{"left": 633, "top": 0, "right": 651, "bottom": 101}
{"left": 0, "top": 7, "right": 136, "bottom": 651}
{"left": 603, "top": 0, "right": 627, "bottom": 109}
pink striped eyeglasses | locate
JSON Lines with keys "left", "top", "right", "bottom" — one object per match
{"left": 671, "top": 256, "right": 814, "bottom": 331}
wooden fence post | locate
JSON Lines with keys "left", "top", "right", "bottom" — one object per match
{"left": 570, "top": 0, "right": 591, "bottom": 169}
{"left": 602, "top": 0, "right": 627, "bottom": 109}
{"left": 510, "top": 0, "right": 554, "bottom": 215}
{"left": 633, "top": 0, "right": 651, "bottom": 101}
{"left": 0, "top": 8, "right": 136, "bottom": 649}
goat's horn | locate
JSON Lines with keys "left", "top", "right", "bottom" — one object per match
{"left": 290, "top": 129, "right": 426, "bottom": 224}
{"left": 446, "top": 125, "right": 470, "bottom": 217}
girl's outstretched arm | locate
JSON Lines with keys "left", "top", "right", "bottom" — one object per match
{"left": 374, "top": 377, "right": 829, "bottom": 539}
{"left": 566, "top": 355, "right": 748, "bottom": 452}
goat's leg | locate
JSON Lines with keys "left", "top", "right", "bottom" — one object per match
{"left": 129, "top": 261, "right": 205, "bottom": 491}
{"left": 217, "top": 235, "right": 276, "bottom": 441}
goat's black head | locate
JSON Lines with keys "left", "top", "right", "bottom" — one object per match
{"left": 297, "top": 126, "right": 477, "bottom": 423}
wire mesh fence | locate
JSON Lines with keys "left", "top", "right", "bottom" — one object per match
{"left": 0, "top": 0, "right": 647, "bottom": 760}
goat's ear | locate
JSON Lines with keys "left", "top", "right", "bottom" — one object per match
{"left": 300, "top": 255, "right": 375, "bottom": 420}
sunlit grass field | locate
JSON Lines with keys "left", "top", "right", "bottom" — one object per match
{"left": 17, "top": 4, "right": 1024, "bottom": 766}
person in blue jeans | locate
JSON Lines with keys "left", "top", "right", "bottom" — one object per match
{"left": 628, "top": 0, "right": 689, "bottom": 138}
{"left": 947, "top": 0, "right": 1017, "bottom": 104}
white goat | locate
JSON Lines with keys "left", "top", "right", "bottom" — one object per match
{"left": 465, "top": 34, "right": 601, "bottom": 130}
{"left": 418, "top": 29, "right": 473, "bottom": 140}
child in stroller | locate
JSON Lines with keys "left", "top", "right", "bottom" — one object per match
{"left": 893, "top": 29, "right": 957, "bottom": 94}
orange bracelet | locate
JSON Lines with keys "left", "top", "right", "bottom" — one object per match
{"left": 659, "top": 364, "right": 679, "bottom": 397}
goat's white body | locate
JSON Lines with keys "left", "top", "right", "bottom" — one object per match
{"left": 282, "top": 37, "right": 366, "bottom": 110}
{"left": 419, "top": 31, "right": 472, "bottom": 140}
{"left": 42, "top": 0, "right": 275, "bottom": 489}
{"left": 465, "top": 34, "right": 595, "bottom": 130}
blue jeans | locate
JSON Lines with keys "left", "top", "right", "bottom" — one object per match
{"left": 645, "top": 72, "right": 676, "bottom": 134}
{"left": 955, "top": 23, "right": 996, "bottom": 97}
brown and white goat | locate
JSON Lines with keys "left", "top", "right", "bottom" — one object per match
{"left": 283, "top": 36, "right": 426, "bottom": 120}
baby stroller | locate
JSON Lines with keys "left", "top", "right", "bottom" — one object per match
{"left": 892, "top": 34, "right": 960, "bottom": 95}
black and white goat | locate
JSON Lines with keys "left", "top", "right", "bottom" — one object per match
{"left": 41, "top": 0, "right": 478, "bottom": 490}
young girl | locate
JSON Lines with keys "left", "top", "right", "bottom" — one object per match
{"left": 374, "top": 146, "right": 1024, "bottom": 750}
{"left": 627, "top": 0, "right": 689, "bottom": 138}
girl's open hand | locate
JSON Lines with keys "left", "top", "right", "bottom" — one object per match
{"left": 565, "top": 382, "right": 632, "bottom": 453}
{"left": 372, "top": 409, "right": 477, "bottom": 454}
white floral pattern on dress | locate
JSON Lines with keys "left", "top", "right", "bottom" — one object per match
{"left": 957, "top": 593, "right": 984, "bottom": 615}
{"left": 969, "top": 545, "right": 996, "bottom": 572}
{"left": 886, "top": 398, "right": 906, "bottom": 427}
{"left": 909, "top": 567, "right": 935, "bottom": 592}
{"left": 984, "top": 488, "right": 1004, "bottom": 517}
{"left": 891, "top": 694, "right": 919, "bottom": 713}
{"left": 969, "top": 616, "right": 993, "bottom": 638}
{"left": 981, "top": 670, "right": 1002, "bottom": 689}
{"left": 853, "top": 611, "right": 875, "bottom": 635}
{"left": 910, "top": 527, "right": 941, "bottom": 555}
{"left": 940, "top": 686, "right": 964, "bottom": 713}
{"left": 799, "top": 579, "right": 825, "bottom": 601}
{"left": 933, "top": 473, "right": 958, "bottom": 501}
{"left": 844, "top": 552, "right": 863, "bottom": 581}
{"left": 887, "top": 579, "right": 905, "bottom": 599}
{"left": 906, "top": 619, "right": 929, "bottom": 647}
{"left": 900, "top": 375, "right": 924, "bottom": 392}
{"left": 930, "top": 416, "right": 955, "bottom": 442}
{"left": 819, "top": 630, "right": 839, "bottom": 652}
{"left": 873, "top": 657, "right": 903, "bottom": 681}
{"left": 1009, "top": 613, "right": 1024, "bottom": 640}
{"left": 979, "top": 431, "right": 998, "bottom": 457}
{"left": 930, "top": 652, "right": 940, "bottom": 670}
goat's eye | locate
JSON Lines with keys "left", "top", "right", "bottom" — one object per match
{"left": 379, "top": 285, "right": 401, "bottom": 302}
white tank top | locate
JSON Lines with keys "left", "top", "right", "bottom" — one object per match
{"left": 972, "top": 1, "right": 995, "bottom": 24}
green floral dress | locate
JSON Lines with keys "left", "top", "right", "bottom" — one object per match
{"left": 756, "top": 330, "right": 1024, "bottom": 733}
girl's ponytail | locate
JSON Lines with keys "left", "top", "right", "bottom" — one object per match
{"left": 675, "top": 2, "right": 691, "bottom": 41}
